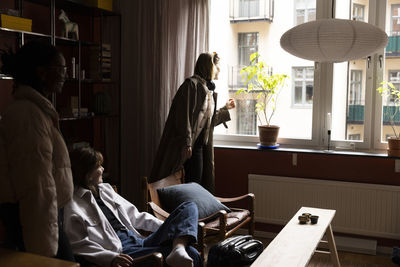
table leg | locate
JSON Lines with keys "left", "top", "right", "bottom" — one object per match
{"left": 326, "top": 224, "right": 340, "bottom": 267}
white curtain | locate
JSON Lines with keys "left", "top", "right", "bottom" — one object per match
{"left": 118, "top": 0, "right": 209, "bottom": 209}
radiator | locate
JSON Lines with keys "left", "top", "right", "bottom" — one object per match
{"left": 249, "top": 174, "right": 400, "bottom": 239}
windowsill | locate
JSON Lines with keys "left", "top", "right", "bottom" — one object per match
{"left": 214, "top": 144, "right": 395, "bottom": 159}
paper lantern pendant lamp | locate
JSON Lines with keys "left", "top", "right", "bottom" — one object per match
{"left": 280, "top": 18, "right": 388, "bottom": 62}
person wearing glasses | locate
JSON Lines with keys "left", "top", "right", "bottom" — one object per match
{"left": 0, "top": 40, "right": 74, "bottom": 261}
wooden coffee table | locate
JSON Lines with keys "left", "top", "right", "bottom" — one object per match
{"left": 251, "top": 206, "right": 340, "bottom": 267}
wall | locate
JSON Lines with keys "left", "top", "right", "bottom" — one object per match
{"left": 214, "top": 146, "right": 400, "bottom": 243}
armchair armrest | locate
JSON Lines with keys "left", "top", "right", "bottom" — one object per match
{"left": 148, "top": 202, "right": 170, "bottom": 221}
{"left": 132, "top": 252, "right": 163, "bottom": 267}
{"left": 215, "top": 193, "right": 254, "bottom": 203}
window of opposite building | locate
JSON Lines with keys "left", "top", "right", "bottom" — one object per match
{"left": 293, "top": 67, "right": 314, "bottom": 107}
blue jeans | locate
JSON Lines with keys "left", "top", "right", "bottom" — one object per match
{"left": 117, "top": 201, "right": 202, "bottom": 267}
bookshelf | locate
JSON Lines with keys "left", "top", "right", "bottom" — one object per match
{"left": 0, "top": 0, "right": 121, "bottom": 185}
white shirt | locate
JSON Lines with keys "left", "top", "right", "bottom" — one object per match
{"left": 63, "top": 183, "right": 163, "bottom": 267}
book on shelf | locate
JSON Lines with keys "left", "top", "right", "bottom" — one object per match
{"left": 88, "top": 43, "right": 112, "bottom": 81}
{"left": 84, "top": 0, "right": 113, "bottom": 11}
{"left": 0, "top": 14, "right": 32, "bottom": 32}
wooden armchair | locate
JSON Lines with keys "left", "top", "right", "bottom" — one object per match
{"left": 144, "top": 169, "right": 255, "bottom": 259}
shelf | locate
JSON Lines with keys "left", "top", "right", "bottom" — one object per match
{"left": 0, "top": 0, "right": 121, "bottom": 184}
{"left": 82, "top": 79, "right": 115, "bottom": 84}
{"left": 60, "top": 115, "right": 94, "bottom": 121}
{"left": 59, "top": 114, "right": 119, "bottom": 121}
{"left": 0, "top": 27, "right": 51, "bottom": 38}
{"left": 0, "top": 74, "right": 14, "bottom": 80}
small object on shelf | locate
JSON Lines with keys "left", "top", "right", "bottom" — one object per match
{"left": 84, "top": 0, "right": 113, "bottom": 11}
{"left": 58, "top": 9, "right": 79, "bottom": 40}
{"left": 0, "top": 14, "right": 32, "bottom": 32}
{"left": 71, "top": 57, "right": 76, "bottom": 79}
{"left": 70, "top": 96, "right": 78, "bottom": 111}
{"left": 88, "top": 43, "right": 112, "bottom": 81}
{"left": 72, "top": 107, "right": 89, "bottom": 117}
{"left": 0, "top": 8, "right": 19, "bottom": 17}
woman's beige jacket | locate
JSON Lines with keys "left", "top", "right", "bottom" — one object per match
{"left": 0, "top": 85, "right": 73, "bottom": 257}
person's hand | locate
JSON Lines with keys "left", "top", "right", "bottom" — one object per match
{"left": 226, "top": 98, "right": 236, "bottom": 109}
{"left": 111, "top": 254, "right": 133, "bottom": 267}
{"left": 182, "top": 146, "right": 192, "bottom": 160}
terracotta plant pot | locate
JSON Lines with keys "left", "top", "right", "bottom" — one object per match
{"left": 258, "top": 125, "right": 280, "bottom": 146}
{"left": 387, "top": 137, "right": 400, "bottom": 157}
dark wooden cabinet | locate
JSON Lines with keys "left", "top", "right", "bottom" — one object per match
{"left": 0, "top": 0, "right": 121, "bottom": 185}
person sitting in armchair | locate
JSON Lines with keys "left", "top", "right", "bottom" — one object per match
{"left": 64, "top": 147, "right": 202, "bottom": 267}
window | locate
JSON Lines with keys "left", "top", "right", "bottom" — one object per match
{"left": 348, "top": 133, "right": 361, "bottom": 140}
{"left": 349, "top": 70, "right": 362, "bottom": 105}
{"left": 237, "top": 100, "right": 257, "bottom": 135}
{"left": 293, "top": 67, "right": 314, "bottom": 106}
{"left": 391, "top": 4, "right": 400, "bottom": 36}
{"left": 238, "top": 32, "right": 259, "bottom": 66}
{"left": 295, "top": 0, "right": 316, "bottom": 25}
{"left": 239, "top": 0, "right": 260, "bottom": 18}
{"left": 352, "top": 4, "right": 365, "bottom": 21}
{"left": 210, "top": 0, "right": 391, "bottom": 152}
{"left": 388, "top": 70, "right": 400, "bottom": 96}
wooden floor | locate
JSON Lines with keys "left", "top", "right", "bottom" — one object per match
{"left": 258, "top": 237, "right": 397, "bottom": 267}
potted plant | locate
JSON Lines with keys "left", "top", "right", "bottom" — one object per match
{"left": 237, "top": 52, "right": 288, "bottom": 146}
{"left": 377, "top": 81, "right": 400, "bottom": 156}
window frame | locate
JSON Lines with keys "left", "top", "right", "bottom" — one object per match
{"left": 213, "top": 0, "right": 389, "bottom": 153}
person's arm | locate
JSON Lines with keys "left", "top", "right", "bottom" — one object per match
{"left": 5, "top": 104, "right": 58, "bottom": 257}
{"left": 213, "top": 98, "right": 235, "bottom": 127}
{"left": 114, "top": 191, "right": 163, "bottom": 233}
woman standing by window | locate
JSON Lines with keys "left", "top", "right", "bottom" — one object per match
{"left": 151, "top": 52, "right": 235, "bottom": 193}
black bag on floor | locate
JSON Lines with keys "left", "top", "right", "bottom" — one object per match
{"left": 207, "top": 235, "right": 264, "bottom": 267}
